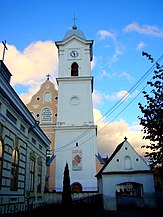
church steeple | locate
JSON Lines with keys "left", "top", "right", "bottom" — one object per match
{"left": 55, "top": 23, "right": 93, "bottom": 78}
{"left": 54, "top": 22, "right": 98, "bottom": 192}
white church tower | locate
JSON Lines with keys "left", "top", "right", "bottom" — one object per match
{"left": 54, "top": 21, "right": 98, "bottom": 192}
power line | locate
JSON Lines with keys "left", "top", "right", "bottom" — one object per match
{"left": 54, "top": 55, "right": 163, "bottom": 153}
{"left": 96, "top": 54, "right": 163, "bottom": 125}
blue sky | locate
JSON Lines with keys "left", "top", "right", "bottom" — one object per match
{"left": 0, "top": 0, "right": 163, "bottom": 156}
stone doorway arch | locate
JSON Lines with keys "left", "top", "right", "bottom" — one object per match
{"left": 115, "top": 182, "right": 143, "bottom": 209}
{"left": 71, "top": 182, "right": 82, "bottom": 192}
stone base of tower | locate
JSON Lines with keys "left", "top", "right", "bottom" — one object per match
{"left": 55, "top": 178, "right": 98, "bottom": 193}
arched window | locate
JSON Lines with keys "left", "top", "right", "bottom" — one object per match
{"left": 10, "top": 148, "right": 19, "bottom": 191}
{"left": 29, "top": 151, "right": 36, "bottom": 192}
{"left": 124, "top": 156, "right": 132, "bottom": 170}
{"left": 71, "top": 62, "right": 79, "bottom": 76}
{"left": 0, "top": 138, "right": 4, "bottom": 189}
{"left": 44, "top": 92, "right": 52, "bottom": 103}
{"left": 37, "top": 157, "right": 42, "bottom": 193}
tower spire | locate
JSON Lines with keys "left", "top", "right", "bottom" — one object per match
{"left": 71, "top": 14, "right": 78, "bottom": 30}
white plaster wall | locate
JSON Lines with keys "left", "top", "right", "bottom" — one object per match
{"left": 55, "top": 127, "right": 98, "bottom": 192}
{"left": 57, "top": 79, "right": 94, "bottom": 125}
{"left": 103, "top": 141, "right": 150, "bottom": 172}
{"left": 58, "top": 39, "right": 92, "bottom": 77}
{"left": 0, "top": 91, "right": 49, "bottom": 207}
{"left": 101, "top": 173, "right": 156, "bottom": 211}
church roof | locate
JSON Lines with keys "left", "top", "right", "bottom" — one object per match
{"left": 0, "top": 60, "right": 12, "bottom": 83}
{"left": 96, "top": 153, "right": 106, "bottom": 164}
{"left": 47, "top": 154, "right": 56, "bottom": 166}
{"left": 63, "top": 25, "right": 86, "bottom": 40}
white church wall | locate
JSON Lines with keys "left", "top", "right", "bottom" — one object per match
{"left": 57, "top": 40, "right": 91, "bottom": 77}
{"left": 56, "top": 79, "right": 94, "bottom": 125}
{"left": 55, "top": 127, "right": 98, "bottom": 192}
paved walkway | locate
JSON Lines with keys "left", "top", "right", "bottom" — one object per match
{"left": 2, "top": 204, "right": 163, "bottom": 217}
{"left": 97, "top": 207, "right": 162, "bottom": 217}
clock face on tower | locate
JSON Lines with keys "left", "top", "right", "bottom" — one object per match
{"left": 70, "top": 50, "right": 79, "bottom": 58}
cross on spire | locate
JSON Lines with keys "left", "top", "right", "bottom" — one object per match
{"left": 2, "top": 40, "right": 8, "bottom": 62}
{"left": 71, "top": 14, "right": 78, "bottom": 29}
{"left": 124, "top": 136, "right": 127, "bottom": 141}
{"left": 46, "top": 74, "right": 50, "bottom": 80}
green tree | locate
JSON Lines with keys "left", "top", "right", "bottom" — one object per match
{"left": 138, "top": 51, "right": 163, "bottom": 168}
{"left": 62, "top": 162, "right": 72, "bottom": 206}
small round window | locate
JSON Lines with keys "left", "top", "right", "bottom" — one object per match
{"left": 70, "top": 96, "right": 80, "bottom": 105}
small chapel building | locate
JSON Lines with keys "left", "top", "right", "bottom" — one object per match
{"left": 96, "top": 137, "right": 157, "bottom": 211}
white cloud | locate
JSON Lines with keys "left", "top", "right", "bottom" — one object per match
{"left": 92, "top": 90, "right": 103, "bottom": 107}
{"left": 96, "top": 29, "right": 123, "bottom": 65}
{"left": 119, "top": 72, "right": 134, "bottom": 81}
{"left": 137, "top": 41, "right": 145, "bottom": 50}
{"left": 1, "top": 41, "right": 148, "bottom": 161}
{"left": 1, "top": 41, "right": 58, "bottom": 85}
{"left": 105, "top": 89, "right": 139, "bottom": 101}
{"left": 91, "top": 55, "right": 96, "bottom": 70}
{"left": 97, "top": 30, "right": 115, "bottom": 40}
{"left": 93, "top": 108, "right": 149, "bottom": 159}
{"left": 124, "top": 22, "right": 163, "bottom": 36}
{"left": 0, "top": 41, "right": 58, "bottom": 104}
{"left": 110, "top": 48, "right": 122, "bottom": 64}
{"left": 100, "top": 70, "right": 112, "bottom": 79}
{"left": 112, "top": 90, "right": 129, "bottom": 100}
{"left": 20, "top": 81, "right": 43, "bottom": 104}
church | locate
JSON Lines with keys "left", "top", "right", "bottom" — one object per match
{"left": 26, "top": 22, "right": 100, "bottom": 192}
{"left": 26, "top": 22, "right": 157, "bottom": 210}
{"left": 0, "top": 22, "right": 157, "bottom": 213}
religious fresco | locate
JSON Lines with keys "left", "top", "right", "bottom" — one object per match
{"left": 72, "top": 150, "right": 82, "bottom": 171}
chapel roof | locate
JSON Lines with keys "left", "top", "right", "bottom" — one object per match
{"left": 95, "top": 138, "right": 150, "bottom": 177}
